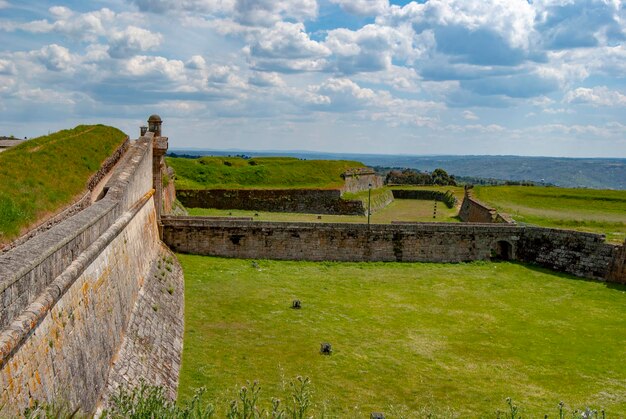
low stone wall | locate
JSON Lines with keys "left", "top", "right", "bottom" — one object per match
{"left": 177, "top": 189, "right": 365, "bottom": 215}
{"left": 608, "top": 243, "right": 626, "bottom": 283}
{"left": 162, "top": 218, "right": 625, "bottom": 283}
{"left": 163, "top": 219, "right": 521, "bottom": 263}
{"left": 516, "top": 227, "right": 620, "bottom": 280}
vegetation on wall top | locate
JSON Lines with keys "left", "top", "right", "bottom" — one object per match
{"left": 0, "top": 125, "right": 127, "bottom": 244}
{"left": 166, "top": 156, "right": 365, "bottom": 189}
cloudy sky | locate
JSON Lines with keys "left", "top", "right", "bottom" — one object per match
{"left": 1, "top": 0, "right": 625, "bottom": 157}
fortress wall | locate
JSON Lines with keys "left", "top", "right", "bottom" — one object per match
{"left": 163, "top": 167, "right": 176, "bottom": 214}
{"left": 516, "top": 227, "right": 621, "bottom": 281}
{"left": 163, "top": 218, "right": 624, "bottom": 282}
{"left": 163, "top": 219, "right": 522, "bottom": 262}
{"left": 0, "top": 139, "right": 152, "bottom": 330}
{"left": 608, "top": 243, "right": 626, "bottom": 283}
{"left": 176, "top": 189, "right": 365, "bottom": 215}
{"left": 340, "top": 173, "right": 384, "bottom": 194}
{"left": 0, "top": 197, "right": 159, "bottom": 415}
{"left": 0, "top": 136, "right": 161, "bottom": 414}
{"left": 459, "top": 192, "right": 498, "bottom": 223}
{"left": 391, "top": 190, "right": 457, "bottom": 207}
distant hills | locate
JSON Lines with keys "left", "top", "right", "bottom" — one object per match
{"left": 169, "top": 149, "right": 626, "bottom": 190}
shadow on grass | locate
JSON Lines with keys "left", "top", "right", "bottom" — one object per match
{"left": 500, "top": 260, "right": 626, "bottom": 292}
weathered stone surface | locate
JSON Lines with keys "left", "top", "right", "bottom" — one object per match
{"left": 177, "top": 189, "right": 366, "bottom": 215}
{"left": 0, "top": 198, "right": 159, "bottom": 415}
{"left": 163, "top": 218, "right": 521, "bottom": 263}
{"left": 459, "top": 191, "right": 498, "bottom": 223}
{"left": 100, "top": 243, "right": 184, "bottom": 409}
{"left": 0, "top": 134, "right": 180, "bottom": 416}
{"left": 162, "top": 218, "right": 625, "bottom": 283}
{"left": 340, "top": 168, "right": 383, "bottom": 194}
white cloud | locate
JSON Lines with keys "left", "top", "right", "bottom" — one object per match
{"left": 108, "top": 26, "right": 162, "bottom": 58}
{"left": 246, "top": 22, "right": 330, "bottom": 72}
{"left": 462, "top": 110, "right": 478, "bottom": 120}
{"left": 122, "top": 55, "right": 186, "bottom": 81}
{"left": 249, "top": 22, "right": 330, "bottom": 59}
{"left": 564, "top": 86, "right": 626, "bottom": 107}
{"left": 248, "top": 71, "right": 285, "bottom": 87}
{"left": 14, "top": 88, "right": 91, "bottom": 105}
{"left": 130, "top": 0, "right": 234, "bottom": 14}
{"left": 329, "top": 0, "right": 388, "bottom": 16}
{"left": 324, "top": 24, "right": 413, "bottom": 74}
{"left": 34, "top": 44, "right": 75, "bottom": 72}
{"left": 233, "top": 0, "right": 318, "bottom": 26}
{"left": 0, "top": 59, "right": 16, "bottom": 75}
{"left": 40, "top": 8, "right": 114, "bottom": 41}
{"left": 382, "top": 0, "right": 536, "bottom": 52}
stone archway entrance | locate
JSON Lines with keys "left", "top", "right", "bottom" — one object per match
{"left": 493, "top": 240, "right": 513, "bottom": 260}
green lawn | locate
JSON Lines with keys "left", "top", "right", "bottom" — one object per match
{"left": 0, "top": 125, "right": 127, "bottom": 243}
{"left": 177, "top": 256, "right": 626, "bottom": 417}
{"left": 473, "top": 186, "right": 626, "bottom": 243}
{"left": 167, "top": 156, "right": 364, "bottom": 190}
{"left": 187, "top": 198, "right": 459, "bottom": 224}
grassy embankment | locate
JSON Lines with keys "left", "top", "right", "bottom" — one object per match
{"left": 166, "top": 156, "right": 364, "bottom": 189}
{"left": 474, "top": 186, "right": 626, "bottom": 243}
{"left": 177, "top": 255, "right": 626, "bottom": 417}
{"left": 0, "top": 125, "right": 127, "bottom": 244}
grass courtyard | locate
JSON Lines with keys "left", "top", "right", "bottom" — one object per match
{"left": 177, "top": 256, "right": 626, "bottom": 417}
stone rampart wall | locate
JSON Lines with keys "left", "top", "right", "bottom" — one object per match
{"left": 0, "top": 197, "right": 159, "bottom": 415}
{"left": 163, "top": 167, "right": 176, "bottom": 214}
{"left": 459, "top": 192, "right": 497, "bottom": 223}
{"left": 391, "top": 189, "right": 457, "bottom": 208}
{"left": 162, "top": 218, "right": 625, "bottom": 283}
{"left": 516, "top": 227, "right": 621, "bottom": 280}
{"left": 0, "top": 136, "right": 160, "bottom": 415}
{"left": 177, "top": 189, "right": 365, "bottom": 215}
{"left": 340, "top": 173, "right": 384, "bottom": 194}
{"left": 163, "top": 219, "right": 521, "bottom": 263}
{"left": 608, "top": 243, "right": 626, "bottom": 283}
